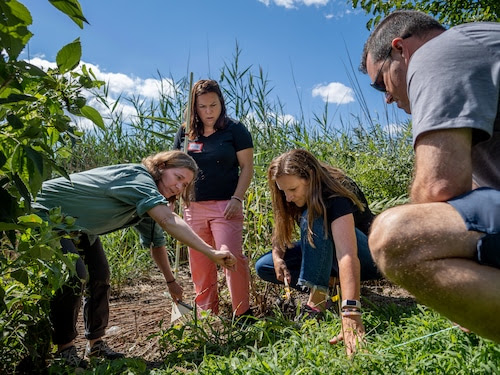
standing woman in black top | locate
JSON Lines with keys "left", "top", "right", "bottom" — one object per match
{"left": 174, "top": 79, "right": 253, "bottom": 317}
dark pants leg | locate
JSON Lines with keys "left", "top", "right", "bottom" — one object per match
{"left": 49, "top": 234, "right": 110, "bottom": 344}
{"left": 79, "top": 235, "right": 110, "bottom": 340}
{"left": 50, "top": 238, "right": 87, "bottom": 345}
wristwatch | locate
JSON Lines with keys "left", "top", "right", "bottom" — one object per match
{"left": 341, "top": 299, "right": 361, "bottom": 310}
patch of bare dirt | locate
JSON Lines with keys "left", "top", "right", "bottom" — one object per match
{"left": 75, "top": 265, "right": 196, "bottom": 364}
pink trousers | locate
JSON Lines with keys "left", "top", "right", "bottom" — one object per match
{"left": 184, "top": 200, "right": 250, "bottom": 315}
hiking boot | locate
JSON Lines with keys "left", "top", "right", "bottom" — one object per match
{"left": 57, "top": 345, "right": 88, "bottom": 368}
{"left": 85, "top": 340, "right": 124, "bottom": 360}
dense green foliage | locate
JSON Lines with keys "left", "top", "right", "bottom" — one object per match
{"left": 0, "top": 0, "right": 104, "bottom": 371}
{"left": 350, "top": 0, "right": 500, "bottom": 29}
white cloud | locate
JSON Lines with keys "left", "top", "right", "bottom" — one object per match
{"left": 258, "top": 0, "right": 329, "bottom": 9}
{"left": 24, "top": 56, "right": 177, "bottom": 130}
{"left": 383, "top": 123, "right": 406, "bottom": 135}
{"left": 80, "top": 62, "right": 176, "bottom": 100}
{"left": 258, "top": 0, "right": 358, "bottom": 18}
{"left": 303, "top": 0, "right": 329, "bottom": 6}
{"left": 28, "top": 57, "right": 57, "bottom": 70}
{"left": 311, "top": 82, "right": 354, "bottom": 104}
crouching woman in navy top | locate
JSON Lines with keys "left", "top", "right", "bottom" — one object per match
{"left": 255, "top": 149, "right": 380, "bottom": 355}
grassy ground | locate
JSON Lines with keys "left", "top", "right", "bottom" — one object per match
{"left": 48, "top": 273, "right": 500, "bottom": 374}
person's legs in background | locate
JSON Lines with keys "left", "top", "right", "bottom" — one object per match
{"left": 81, "top": 236, "right": 110, "bottom": 343}
{"left": 210, "top": 200, "right": 250, "bottom": 316}
{"left": 79, "top": 235, "right": 123, "bottom": 359}
{"left": 184, "top": 202, "right": 219, "bottom": 314}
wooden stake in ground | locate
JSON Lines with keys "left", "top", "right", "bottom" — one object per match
{"left": 170, "top": 72, "right": 195, "bottom": 324}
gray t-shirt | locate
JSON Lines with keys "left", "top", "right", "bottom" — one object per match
{"left": 408, "top": 22, "right": 500, "bottom": 188}
{"left": 33, "top": 164, "right": 167, "bottom": 247}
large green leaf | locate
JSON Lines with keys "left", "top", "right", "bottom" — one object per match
{"left": 0, "top": 187, "right": 18, "bottom": 222}
{"left": 80, "top": 105, "right": 105, "bottom": 130}
{"left": 56, "top": 38, "right": 81, "bottom": 74}
{"left": 0, "top": 0, "right": 33, "bottom": 60}
{"left": 14, "top": 61, "right": 48, "bottom": 78}
{"left": 24, "top": 146, "right": 45, "bottom": 195}
{"left": 6, "top": 113, "right": 24, "bottom": 129}
{"left": 48, "top": 0, "right": 88, "bottom": 28}
{"left": 0, "top": 93, "right": 37, "bottom": 104}
{"left": 12, "top": 174, "right": 31, "bottom": 209}
{"left": 31, "top": 244, "right": 55, "bottom": 261}
{"left": 0, "top": 149, "right": 7, "bottom": 167}
{"left": 0, "top": 222, "right": 23, "bottom": 231}
{"left": 10, "top": 269, "right": 28, "bottom": 285}
{"left": 24, "top": 146, "right": 44, "bottom": 176}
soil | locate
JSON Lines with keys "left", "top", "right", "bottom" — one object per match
{"left": 75, "top": 265, "right": 197, "bottom": 365}
{"left": 74, "top": 264, "right": 415, "bottom": 366}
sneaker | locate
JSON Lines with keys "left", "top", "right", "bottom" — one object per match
{"left": 235, "top": 308, "right": 257, "bottom": 326}
{"left": 295, "top": 304, "right": 324, "bottom": 321}
{"left": 85, "top": 340, "right": 124, "bottom": 360}
{"left": 57, "top": 345, "right": 88, "bottom": 368}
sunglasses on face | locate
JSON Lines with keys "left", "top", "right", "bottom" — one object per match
{"left": 370, "top": 48, "right": 392, "bottom": 92}
{"left": 370, "top": 34, "right": 412, "bottom": 93}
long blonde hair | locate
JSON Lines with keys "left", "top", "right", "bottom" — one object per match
{"left": 268, "top": 149, "right": 364, "bottom": 249}
{"left": 142, "top": 150, "right": 198, "bottom": 205}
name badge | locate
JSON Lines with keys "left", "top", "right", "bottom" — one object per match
{"left": 188, "top": 142, "right": 203, "bottom": 153}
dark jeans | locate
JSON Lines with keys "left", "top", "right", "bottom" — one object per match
{"left": 50, "top": 234, "right": 110, "bottom": 345}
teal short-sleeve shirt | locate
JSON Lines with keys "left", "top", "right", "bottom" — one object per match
{"left": 33, "top": 164, "right": 168, "bottom": 247}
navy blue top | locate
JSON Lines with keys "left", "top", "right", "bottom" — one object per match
{"left": 173, "top": 118, "right": 253, "bottom": 201}
{"left": 325, "top": 180, "right": 374, "bottom": 235}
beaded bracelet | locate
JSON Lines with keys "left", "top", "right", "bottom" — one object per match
{"left": 231, "top": 195, "right": 243, "bottom": 203}
{"left": 341, "top": 311, "right": 362, "bottom": 317}
{"left": 341, "top": 307, "right": 361, "bottom": 312}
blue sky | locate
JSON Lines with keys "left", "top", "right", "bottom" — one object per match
{"left": 21, "top": 0, "right": 408, "bottom": 129}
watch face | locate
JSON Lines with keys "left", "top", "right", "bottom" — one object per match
{"left": 347, "top": 300, "right": 356, "bottom": 306}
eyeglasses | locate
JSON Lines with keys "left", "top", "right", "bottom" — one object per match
{"left": 370, "top": 34, "right": 412, "bottom": 93}
{"left": 370, "top": 47, "right": 392, "bottom": 93}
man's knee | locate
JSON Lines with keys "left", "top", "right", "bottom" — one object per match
{"left": 368, "top": 206, "right": 417, "bottom": 276}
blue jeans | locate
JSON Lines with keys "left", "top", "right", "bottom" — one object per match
{"left": 255, "top": 210, "right": 380, "bottom": 293}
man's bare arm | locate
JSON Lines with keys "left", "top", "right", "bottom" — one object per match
{"left": 411, "top": 128, "right": 473, "bottom": 203}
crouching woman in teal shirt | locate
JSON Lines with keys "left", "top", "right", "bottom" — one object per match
{"left": 33, "top": 150, "right": 236, "bottom": 367}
